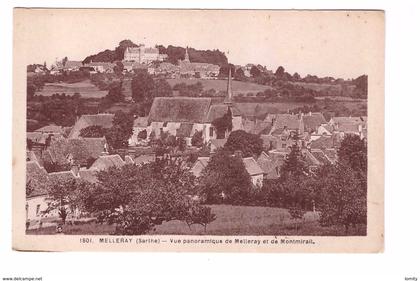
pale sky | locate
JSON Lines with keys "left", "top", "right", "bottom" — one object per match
{"left": 15, "top": 9, "right": 384, "bottom": 79}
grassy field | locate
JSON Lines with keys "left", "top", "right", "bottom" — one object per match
{"left": 26, "top": 205, "right": 365, "bottom": 236}
{"left": 35, "top": 80, "right": 108, "bottom": 98}
{"left": 166, "top": 78, "right": 272, "bottom": 95}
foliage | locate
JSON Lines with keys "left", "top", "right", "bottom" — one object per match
{"left": 43, "top": 161, "right": 71, "bottom": 173}
{"left": 157, "top": 45, "right": 228, "bottom": 66}
{"left": 191, "top": 130, "right": 204, "bottom": 148}
{"left": 105, "top": 111, "right": 134, "bottom": 149}
{"left": 131, "top": 71, "right": 172, "bottom": 111}
{"left": 288, "top": 205, "right": 305, "bottom": 231}
{"left": 79, "top": 160, "right": 215, "bottom": 235}
{"left": 83, "top": 39, "right": 138, "bottom": 63}
{"left": 137, "top": 129, "right": 147, "bottom": 140}
{"left": 250, "top": 65, "right": 262, "bottom": 77}
{"left": 218, "top": 64, "right": 236, "bottom": 78}
{"left": 313, "top": 163, "right": 367, "bottom": 233}
{"left": 173, "top": 82, "right": 203, "bottom": 97}
{"left": 106, "top": 82, "right": 124, "bottom": 103}
{"left": 338, "top": 134, "right": 367, "bottom": 173}
{"left": 224, "top": 130, "right": 263, "bottom": 157}
{"left": 211, "top": 107, "right": 232, "bottom": 139}
{"left": 79, "top": 125, "right": 105, "bottom": 138}
{"left": 45, "top": 178, "right": 89, "bottom": 224}
{"left": 199, "top": 149, "right": 253, "bottom": 204}
{"left": 280, "top": 144, "right": 308, "bottom": 180}
{"left": 185, "top": 205, "right": 216, "bottom": 232}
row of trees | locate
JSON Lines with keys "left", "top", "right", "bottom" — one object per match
{"left": 196, "top": 133, "right": 367, "bottom": 234}
{"left": 45, "top": 159, "right": 216, "bottom": 235}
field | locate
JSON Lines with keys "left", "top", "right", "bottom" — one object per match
{"left": 26, "top": 205, "right": 365, "bottom": 236}
{"left": 35, "top": 80, "right": 108, "bottom": 98}
{"left": 166, "top": 78, "right": 272, "bottom": 95}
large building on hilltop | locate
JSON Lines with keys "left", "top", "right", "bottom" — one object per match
{"left": 124, "top": 44, "right": 167, "bottom": 64}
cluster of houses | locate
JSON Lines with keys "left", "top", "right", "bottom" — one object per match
{"left": 25, "top": 69, "right": 367, "bottom": 226}
{"left": 30, "top": 46, "right": 221, "bottom": 79}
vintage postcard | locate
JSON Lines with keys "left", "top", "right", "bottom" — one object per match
{"left": 13, "top": 9, "right": 384, "bottom": 252}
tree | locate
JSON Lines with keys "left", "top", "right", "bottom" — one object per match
{"left": 191, "top": 130, "right": 204, "bottom": 148}
{"left": 62, "top": 56, "right": 68, "bottom": 67}
{"left": 106, "top": 82, "right": 124, "bottom": 103}
{"left": 338, "top": 134, "right": 367, "bottom": 173}
{"left": 185, "top": 205, "right": 216, "bottom": 232}
{"left": 211, "top": 107, "right": 232, "bottom": 139}
{"left": 115, "top": 40, "right": 138, "bottom": 60}
{"left": 137, "top": 129, "right": 147, "bottom": 141}
{"left": 105, "top": 111, "right": 134, "bottom": 149}
{"left": 218, "top": 63, "right": 235, "bottom": 78}
{"left": 45, "top": 178, "right": 87, "bottom": 224}
{"left": 79, "top": 125, "right": 105, "bottom": 138}
{"left": 153, "top": 79, "right": 173, "bottom": 98}
{"left": 224, "top": 130, "right": 263, "bottom": 157}
{"left": 250, "top": 65, "right": 262, "bottom": 78}
{"left": 131, "top": 70, "right": 156, "bottom": 104}
{"left": 313, "top": 163, "right": 367, "bottom": 234}
{"left": 113, "top": 61, "right": 124, "bottom": 75}
{"left": 80, "top": 160, "right": 215, "bottom": 235}
{"left": 199, "top": 149, "right": 253, "bottom": 204}
{"left": 288, "top": 205, "right": 304, "bottom": 232}
{"left": 280, "top": 144, "right": 308, "bottom": 180}
{"left": 275, "top": 66, "right": 285, "bottom": 77}
{"left": 234, "top": 68, "right": 246, "bottom": 81}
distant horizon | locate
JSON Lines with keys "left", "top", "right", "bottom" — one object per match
{"left": 19, "top": 9, "right": 380, "bottom": 80}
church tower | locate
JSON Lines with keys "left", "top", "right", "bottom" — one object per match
{"left": 224, "top": 68, "right": 233, "bottom": 105}
{"left": 184, "top": 47, "right": 190, "bottom": 63}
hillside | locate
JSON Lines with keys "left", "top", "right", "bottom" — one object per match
{"left": 166, "top": 78, "right": 272, "bottom": 95}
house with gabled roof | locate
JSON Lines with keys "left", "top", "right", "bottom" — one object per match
{"left": 302, "top": 112, "right": 326, "bottom": 133}
{"left": 257, "top": 151, "right": 284, "bottom": 180}
{"left": 89, "top": 154, "right": 126, "bottom": 171}
{"left": 68, "top": 113, "right": 114, "bottom": 139}
{"left": 190, "top": 154, "right": 265, "bottom": 187}
{"left": 147, "top": 69, "right": 243, "bottom": 143}
{"left": 44, "top": 137, "right": 108, "bottom": 167}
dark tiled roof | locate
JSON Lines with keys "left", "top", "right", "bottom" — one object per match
{"left": 206, "top": 104, "right": 241, "bottom": 122}
{"left": 176, "top": 123, "right": 194, "bottom": 138}
{"left": 242, "top": 157, "right": 264, "bottom": 176}
{"left": 46, "top": 137, "right": 107, "bottom": 166}
{"left": 271, "top": 114, "right": 302, "bottom": 132}
{"left": 302, "top": 113, "right": 326, "bottom": 132}
{"left": 26, "top": 161, "right": 49, "bottom": 197}
{"left": 209, "top": 138, "right": 227, "bottom": 149}
{"left": 134, "top": 154, "right": 156, "bottom": 165}
{"left": 133, "top": 116, "right": 148, "bottom": 127}
{"left": 48, "top": 170, "right": 78, "bottom": 183}
{"left": 79, "top": 169, "right": 98, "bottom": 183}
{"left": 68, "top": 114, "right": 114, "bottom": 139}
{"left": 310, "top": 135, "right": 340, "bottom": 150}
{"left": 89, "top": 155, "right": 125, "bottom": 171}
{"left": 35, "top": 125, "right": 64, "bottom": 134}
{"left": 310, "top": 149, "right": 331, "bottom": 165}
{"left": 148, "top": 97, "right": 212, "bottom": 123}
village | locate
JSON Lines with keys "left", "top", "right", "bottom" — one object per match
{"left": 26, "top": 42, "right": 368, "bottom": 236}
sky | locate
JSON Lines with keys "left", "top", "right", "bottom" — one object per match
{"left": 15, "top": 9, "right": 384, "bottom": 79}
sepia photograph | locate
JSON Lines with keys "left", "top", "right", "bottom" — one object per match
{"left": 13, "top": 8, "right": 384, "bottom": 252}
